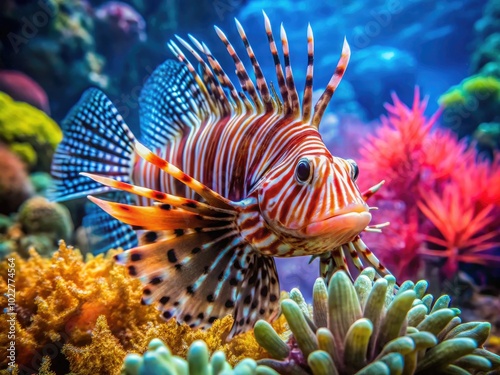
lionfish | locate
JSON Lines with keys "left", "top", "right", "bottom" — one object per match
{"left": 51, "top": 13, "right": 389, "bottom": 337}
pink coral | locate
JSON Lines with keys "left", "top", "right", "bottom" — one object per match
{"left": 358, "top": 87, "right": 500, "bottom": 280}
{"left": 0, "top": 71, "right": 50, "bottom": 114}
{"left": 418, "top": 184, "right": 500, "bottom": 277}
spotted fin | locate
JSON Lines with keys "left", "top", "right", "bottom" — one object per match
{"left": 115, "top": 232, "right": 280, "bottom": 337}
{"left": 50, "top": 88, "right": 136, "bottom": 201}
{"left": 82, "top": 192, "right": 138, "bottom": 254}
{"left": 85, "top": 143, "right": 280, "bottom": 336}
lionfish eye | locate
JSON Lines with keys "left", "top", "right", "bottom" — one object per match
{"left": 347, "top": 159, "right": 359, "bottom": 181}
{"left": 295, "top": 159, "right": 312, "bottom": 184}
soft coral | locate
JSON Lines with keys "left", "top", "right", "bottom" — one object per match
{"left": 418, "top": 183, "right": 500, "bottom": 278}
{"left": 358, "top": 87, "right": 500, "bottom": 280}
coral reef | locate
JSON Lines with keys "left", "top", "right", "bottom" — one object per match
{"left": 0, "top": 70, "right": 50, "bottom": 113}
{"left": 254, "top": 268, "right": 500, "bottom": 374}
{"left": 357, "top": 89, "right": 500, "bottom": 281}
{"left": 439, "top": 75, "right": 500, "bottom": 141}
{"left": 29, "top": 172, "right": 54, "bottom": 198}
{"left": 94, "top": 1, "right": 146, "bottom": 75}
{"left": 0, "top": 242, "right": 285, "bottom": 374}
{"left": 475, "top": 0, "right": 500, "bottom": 41}
{"left": 445, "top": 0, "right": 500, "bottom": 152}
{"left": 0, "top": 92, "right": 62, "bottom": 172}
{"left": 121, "top": 338, "right": 279, "bottom": 375}
{"left": 1, "top": 245, "right": 498, "bottom": 374}
{"left": 15, "top": 197, "right": 74, "bottom": 257}
{"left": 471, "top": 0, "right": 500, "bottom": 80}
{"left": 0, "top": 143, "right": 34, "bottom": 215}
{"left": 472, "top": 34, "right": 500, "bottom": 77}
{"left": 0, "top": 0, "right": 108, "bottom": 119}
{"left": 17, "top": 197, "right": 73, "bottom": 243}
{"left": 0, "top": 196, "right": 74, "bottom": 259}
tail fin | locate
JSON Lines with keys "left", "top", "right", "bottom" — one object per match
{"left": 50, "top": 88, "right": 136, "bottom": 201}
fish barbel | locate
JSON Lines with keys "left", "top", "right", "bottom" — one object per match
{"left": 51, "top": 12, "right": 390, "bottom": 336}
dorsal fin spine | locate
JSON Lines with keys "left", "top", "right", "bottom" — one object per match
{"left": 214, "top": 25, "right": 263, "bottom": 113}
{"left": 199, "top": 40, "right": 243, "bottom": 114}
{"left": 301, "top": 23, "right": 314, "bottom": 123}
{"left": 187, "top": 34, "right": 232, "bottom": 116}
{"left": 174, "top": 36, "right": 228, "bottom": 116}
{"left": 234, "top": 18, "right": 274, "bottom": 113}
{"left": 238, "top": 91, "right": 254, "bottom": 113}
{"left": 263, "top": 11, "right": 291, "bottom": 115}
{"left": 269, "top": 82, "right": 283, "bottom": 115}
{"left": 173, "top": 36, "right": 223, "bottom": 114}
{"left": 280, "top": 23, "right": 300, "bottom": 118}
{"left": 311, "top": 38, "right": 350, "bottom": 128}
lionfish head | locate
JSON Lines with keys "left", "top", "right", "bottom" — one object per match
{"left": 258, "top": 148, "right": 371, "bottom": 250}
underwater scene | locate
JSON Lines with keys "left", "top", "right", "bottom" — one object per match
{"left": 1, "top": 0, "right": 500, "bottom": 373}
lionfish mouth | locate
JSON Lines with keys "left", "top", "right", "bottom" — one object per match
{"left": 304, "top": 203, "right": 371, "bottom": 239}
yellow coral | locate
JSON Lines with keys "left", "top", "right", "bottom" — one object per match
{"left": 463, "top": 74, "right": 500, "bottom": 96}
{"left": 37, "top": 357, "right": 56, "bottom": 375}
{"left": 439, "top": 75, "right": 500, "bottom": 108}
{"left": 0, "top": 242, "right": 288, "bottom": 374}
{"left": 62, "top": 316, "right": 127, "bottom": 375}
{"left": 61, "top": 314, "right": 288, "bottom": 375}
{"left": 0, "top": 92, "right": 62, "bottom": 171}
{"left": 438, "top": 87, "right": 466, "bottom": 107}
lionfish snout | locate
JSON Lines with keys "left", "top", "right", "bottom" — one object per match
{"left": 303, "top": 202, "right": 371, "bottom": 241}
{"left": 301, "top": 157, "right": 371, "bottom": 244}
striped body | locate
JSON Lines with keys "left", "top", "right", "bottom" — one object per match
{"left": 133, "top": 112, "right": 366, "bottom": 257}
{"left": 51, "top": 13, "right": 390, "bottom": 337}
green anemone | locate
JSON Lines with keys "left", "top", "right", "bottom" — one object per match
{"left": 254, "top": 269, "right": 500, "bottom": 375}
{"left": 122, "top": 339, "right": 280, "bottom": 375}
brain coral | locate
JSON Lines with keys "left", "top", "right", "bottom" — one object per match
{"left": 0, "top": 92, "right": 62, "bottom": 172}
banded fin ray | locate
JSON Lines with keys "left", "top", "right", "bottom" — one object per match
{"left": 262, "top": 12, "right": 291, "bottom": 115}
{"left": 133, "top": 141, "right": 235, "bottom": 210}
{"left": 84, "top": 140, "right": 281, "bottom": 336}
{"left": 301, "top": 23, "right": 314, "bottom": 122}
{"left": 82, "top": 192, "right": 138, "bottom": 254}
{"left": 232, "top": 253, "right": 280, "bottom": 336}
{"left": 311, "top": 38, "right": 350, "bottom": 128}
{"left": 175, "top": 35, "right": 232, "bottom": 116}
{"left": 234, "top": 18, "right": 273, "bottom": 112}
{"left": 213, "top": 26, "right": 263, "bottom": 112}
{"left": 81, "top": 173, "right": 236, "bottom": 216}
{"left": 50, "top": 88, "right": 135, "bottom": 201}
{"left": 280, "top": 23, "right": 300, "bottom": 117}
{"left": 87, "top": 195, "right": 233, "bottom": 232}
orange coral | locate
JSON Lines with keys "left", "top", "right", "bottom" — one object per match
{"left": 0, "top": 241, "right": 157, "bottom": 372}
{"left": 0, "top": 242, "right": 286, "bottom": 374}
